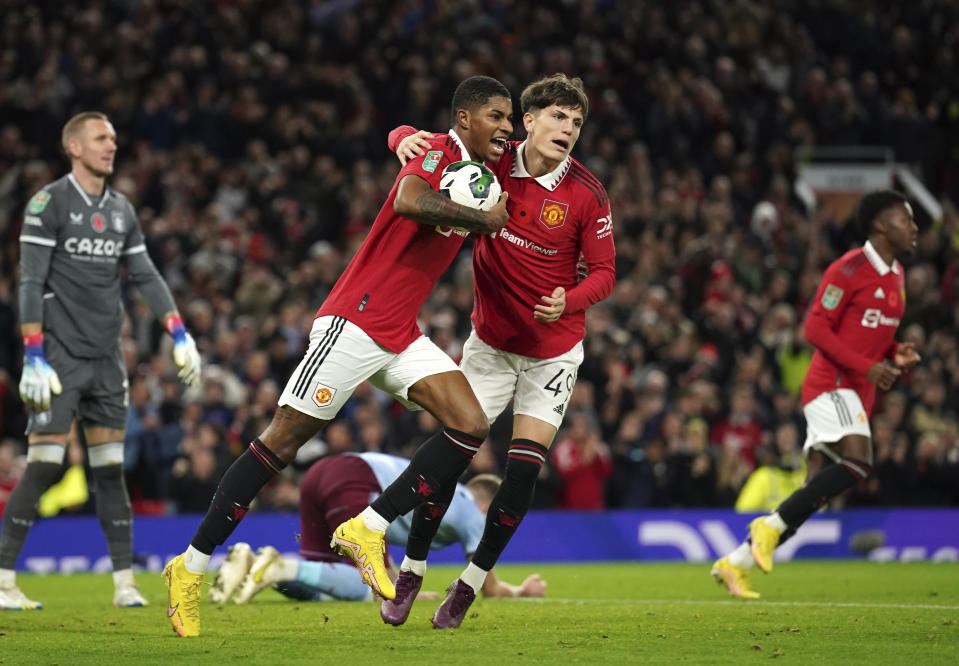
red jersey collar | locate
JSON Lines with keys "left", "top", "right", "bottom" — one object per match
{"left": 510, "top": 140, "right": 572, "bottom": 191}
{"left": 863, "top": 240, "right": 900, "bottom": 276}
{"left": 448, "top": 129, "right": 474, "bottom": 161}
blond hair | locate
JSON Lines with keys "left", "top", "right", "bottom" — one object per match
{"left": 465, "top": 473, "right": 502, "bottom": 504}
{"left": 61, "top": 111, "right": 109, "bottom": 156}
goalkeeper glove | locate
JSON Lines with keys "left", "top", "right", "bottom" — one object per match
{"left": 165, "top": 315, "right": 202, "bottom": 386}
{"left": 19, "top": 332, "right": 62, "bottom": 412}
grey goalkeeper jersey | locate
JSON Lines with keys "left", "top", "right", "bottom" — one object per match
{"left": 18, "top": 174, "right": 173, "bottom": 359}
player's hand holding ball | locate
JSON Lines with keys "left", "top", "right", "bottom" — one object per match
{"left": 19, "top": 332, "right": 62, "bottom": 411}
{"left": 165, "top": 314, "right": 202, "bottom": 386}
{"left": 439, "top": 160, "right": 508, "bottom": 234}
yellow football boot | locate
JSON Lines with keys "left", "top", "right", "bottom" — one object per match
{"left": 711, "top": 556, "right": 760, "bottom": 599}
{"left": 331, "top": 515, "right": 395, "bottom": 600}
{"left": 163, "top": 554, "right": 203, "bottom": 637}
{"left": 749, "top": 517, "right": 780, "bottom": 574}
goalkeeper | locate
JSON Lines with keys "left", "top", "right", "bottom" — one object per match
{"left": 0, "top": 111, "right": 201, "bottom": 611}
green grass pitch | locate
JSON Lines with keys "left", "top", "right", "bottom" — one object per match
{"left": 1, "top": 561, "right": 956, "bottom": 664}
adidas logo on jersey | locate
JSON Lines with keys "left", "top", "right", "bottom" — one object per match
{"left": 874, "top": 287, "right": 885, "bottom": 299}
{"left": 553, "top": 404, "right": 565, "bottom": 415}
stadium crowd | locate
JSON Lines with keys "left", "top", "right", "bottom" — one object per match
{"left": 1, "top": 0, "right": 959, "bottom": 518}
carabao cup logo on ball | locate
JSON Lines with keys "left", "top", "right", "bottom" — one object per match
{"left": 439, "top": 161, "right": 501, "bottom": 212}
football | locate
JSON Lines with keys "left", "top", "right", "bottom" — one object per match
{"left": 438, "top": 160, "right": 502, "bottom": 212}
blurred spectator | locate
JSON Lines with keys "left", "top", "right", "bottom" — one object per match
{"left": 734, "top": 422, "right": 806, "bottom": 512}
{"left": 710, "top": 384, "right": 764, "bottom": 469}
{"left": 551, "top": 410, "right": 612, "bottom": 510}
{"left": 0, "top": 439, "right": 25, "bottom": 515}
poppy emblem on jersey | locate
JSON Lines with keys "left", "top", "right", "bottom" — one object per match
{"left": 28, "top": 191, "right": 52, "bottom": 214}
{"left": 111, "top": 211, "right": 125, "bottom": 233}
{"left": 821, "top": 284, "right": 843, "bottom": 310}
{"left": 91, "top": 213, "right": 106, "bottom": 233}
{"left": 422, "top": 151, "right": 443, "bottom": 174}
{"left": 887, "top": 290, "right": 899, "bottom": 307}
{"left": 539, "top": 199, "right": 569, "bottom": 229}
{"left": 311, "top": 383, "right": 337, "bottom": 408}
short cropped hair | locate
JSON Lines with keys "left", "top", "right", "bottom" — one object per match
{"left": 856, "top": 189, "right": 909, "bottom": 237}
{"left": 520, "top": 73, "right": 589, "bottom": 121}
{"left": 450, "top": 76, "right": 511, "bottom": 127}
{"left": 61, "top": 111, "right": 109, "bottom": 155}
{"left": 465, "top": 473, "right": 502, "bottom": 504}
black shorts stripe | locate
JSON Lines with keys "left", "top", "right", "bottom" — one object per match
{"left": 293, "top": 316, "right": 347, "bottom": 399}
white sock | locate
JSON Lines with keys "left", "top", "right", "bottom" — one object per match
{"left": 400, "top": 556, "right": 427, "bottom": 576}
{"left": 459, "top": 561, "right": 488, "bottom": 593}
{"left": 183, "top": 546, "right": 210, "bottom": 574}
{"left": 360, "top": 507, "right": 389, "bottom": 533}
{"left": 277, "top": 557, "right": 300, "bottom": 581}
{"left": 764, "top": 512, "right": 788, "bottom": 534}
{"left": 0, "top": 568, "right": 15, "bottom": 588}
{"left": 113, "top": 568, "right": 135, "bottom": 589}
{"left": 728, "top": 542, "right": 754, "bottom": 569}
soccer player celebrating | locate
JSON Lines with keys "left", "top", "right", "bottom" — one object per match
{"left": 712, "top": 190, "right": 920, "bottom": 599}
{"left": 207, "top": 453, "right": 544, "bottom": 605}
{"left": 343, "top": 74, "right": 616, "bottom": 628}
{"left": 163, "top": 76, "right": 512, "bottom": 637}
{"left": 2, "top": 112, "right": 201, "bottom": 611}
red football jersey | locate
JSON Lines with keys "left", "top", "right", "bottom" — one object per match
{"left": 801, "top": 242, "right": 904, "bottom": 415}
{"left": 474, "top": 141, "right": 616, "bottom": 358}
{"left": 318, "top": 132, "right": 474, "bottom": 352}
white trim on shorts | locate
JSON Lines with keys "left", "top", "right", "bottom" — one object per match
{"left": 278, "top": 316, "right": 460, "bottom": 419}
{"left": 459, "top": 330, "right": 584, "bottom": 430}
{"left": 802, "top": 388, "right": 872, "bottom": 464}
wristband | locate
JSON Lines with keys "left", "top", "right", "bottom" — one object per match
{"left": 23, "top": 332, "right": 44, "bottom": 356}
{"left": 164, "top": 314, "right": 187, "bottom": 343}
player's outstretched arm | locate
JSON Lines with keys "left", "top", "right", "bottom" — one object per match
{"left": 480, "top": 569, "right": 547, "bottom": 598}
{"left": 392, "top": 128, "right": 435, "bottom": 166}
{"left": 394, "top": 174, "right": 508, "bottom": 234}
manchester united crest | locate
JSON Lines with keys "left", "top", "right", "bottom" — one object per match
{"left": 539, "top": 199, "right": 569, "bottom": 230}
{"left": 311, "top": 382, "right": 337, "bottom": 408}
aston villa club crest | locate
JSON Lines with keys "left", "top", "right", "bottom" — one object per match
{"left": 91, "top": 212, "right": 106, "bottom": 233}
{"left": 539, "top": 199, "right": 569, "bottom": 229}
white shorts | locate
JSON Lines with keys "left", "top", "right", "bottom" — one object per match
{"left": 460, "top": 330, "right": 584, "bottom": 429}
{"left": 279, "top": 316, "right": 460, "bottom": 419}
{"left": 802, "top": 389, "right": 872, "bottom": 463}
